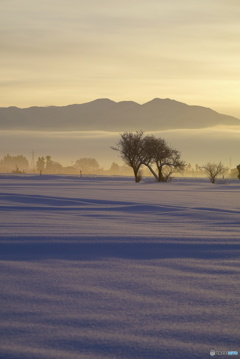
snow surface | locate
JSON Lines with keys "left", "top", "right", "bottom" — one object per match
{"left": 0, "top": 175, "right": 239, "bottom": 359}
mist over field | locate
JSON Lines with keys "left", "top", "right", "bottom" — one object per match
{"left": 0, "top": 126, "right": 239, "bottom": 168}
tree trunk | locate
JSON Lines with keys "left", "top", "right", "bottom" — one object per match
{"left": 157, "top": 166, "right": 165, "bottom": 182}
{"left": 133, "top": 166, "right": 141, "bottom": 182}
{"left": 211, "top": 176, "right": 216, "bottom": 183}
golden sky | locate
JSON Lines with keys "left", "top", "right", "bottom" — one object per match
{"left": 1, "top": 0, "right": 240, "bottom": 117}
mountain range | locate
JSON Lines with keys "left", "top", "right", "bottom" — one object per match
{"left": 0, "top": 98, "right": 239, "bottom": 131}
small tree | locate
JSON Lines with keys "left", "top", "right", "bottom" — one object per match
{"left": 142, "top": 136, "right": 185, "bottom": 182}
{"left": 112, "top": 131, "right": 145, "bottom": 182}
{"left": 201, "top": 162, "right": 227, "bottom": 183}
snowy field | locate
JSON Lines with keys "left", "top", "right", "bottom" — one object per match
{"left": 0, "top": 175, "right": 239, "bottom": 359}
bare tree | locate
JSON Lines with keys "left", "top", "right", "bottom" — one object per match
{"left": 112, "top": 131, "right": 145, "bottom": 182}
{"left": 201, "top": 162, "right": 227, "bottom": 183}
{"left": 142, "top": 136, "right": 185, "bottom": 182}
{"left": 112, "top": 132, "right": 185, "bottom": 182}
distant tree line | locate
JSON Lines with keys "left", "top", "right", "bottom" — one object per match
{"left": 0, "top": 153, "right": 132, "bottom": 176}
{"left": 36, "top": 155, "right": 63, "bottom": 174}
{"left": 0, "top": 145, "right": 238, "bottom": 184}
{"left": 35, "top": 156, "right": 101, "bottom": 175}
{"left": 0, "top": 154, "right": 29, "bottom": 173}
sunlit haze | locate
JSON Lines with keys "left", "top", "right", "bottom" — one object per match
{"left": 1, "top": 0, "right": 240, "bottom": 170}
{"left": 1, "top": 0, "right": 240, "bottom": 117}
{"left": 0, "top": 127, "right": 239, "bottom": 169}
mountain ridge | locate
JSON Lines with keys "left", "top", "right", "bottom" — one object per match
{"left": 0, "top": 98, "right": 239, "bottom": 131}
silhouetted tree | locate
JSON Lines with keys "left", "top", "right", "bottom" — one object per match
{"left": 112, "top": 131, "right": 146, "bottom": 182}
{"left": 201, "top": 162, "right": 227, "bottom": 183}
{"left": 112, "top": 132, "right": 185, "bottom": 182}
{"left": 142, "top": 136, "right": 185, "bottom": 182}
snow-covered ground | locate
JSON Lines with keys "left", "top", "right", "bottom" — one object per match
{"left": 0, "top": 175, "right": 239, "bottom": 359}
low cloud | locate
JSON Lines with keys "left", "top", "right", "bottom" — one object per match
{"left": 0, "top": 126, "right": 239, "bottom": 168}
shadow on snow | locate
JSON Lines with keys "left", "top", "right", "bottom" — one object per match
{"left": 0, "top": 236, "right": 239, "bottom": 261}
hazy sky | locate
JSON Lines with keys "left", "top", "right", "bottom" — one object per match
{"left": 1, "top": 0, "right": 240, "bottom": 117}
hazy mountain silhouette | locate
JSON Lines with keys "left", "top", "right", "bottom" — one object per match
{"left": 0, "top": 98, "right": 239, "bottom": 131}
